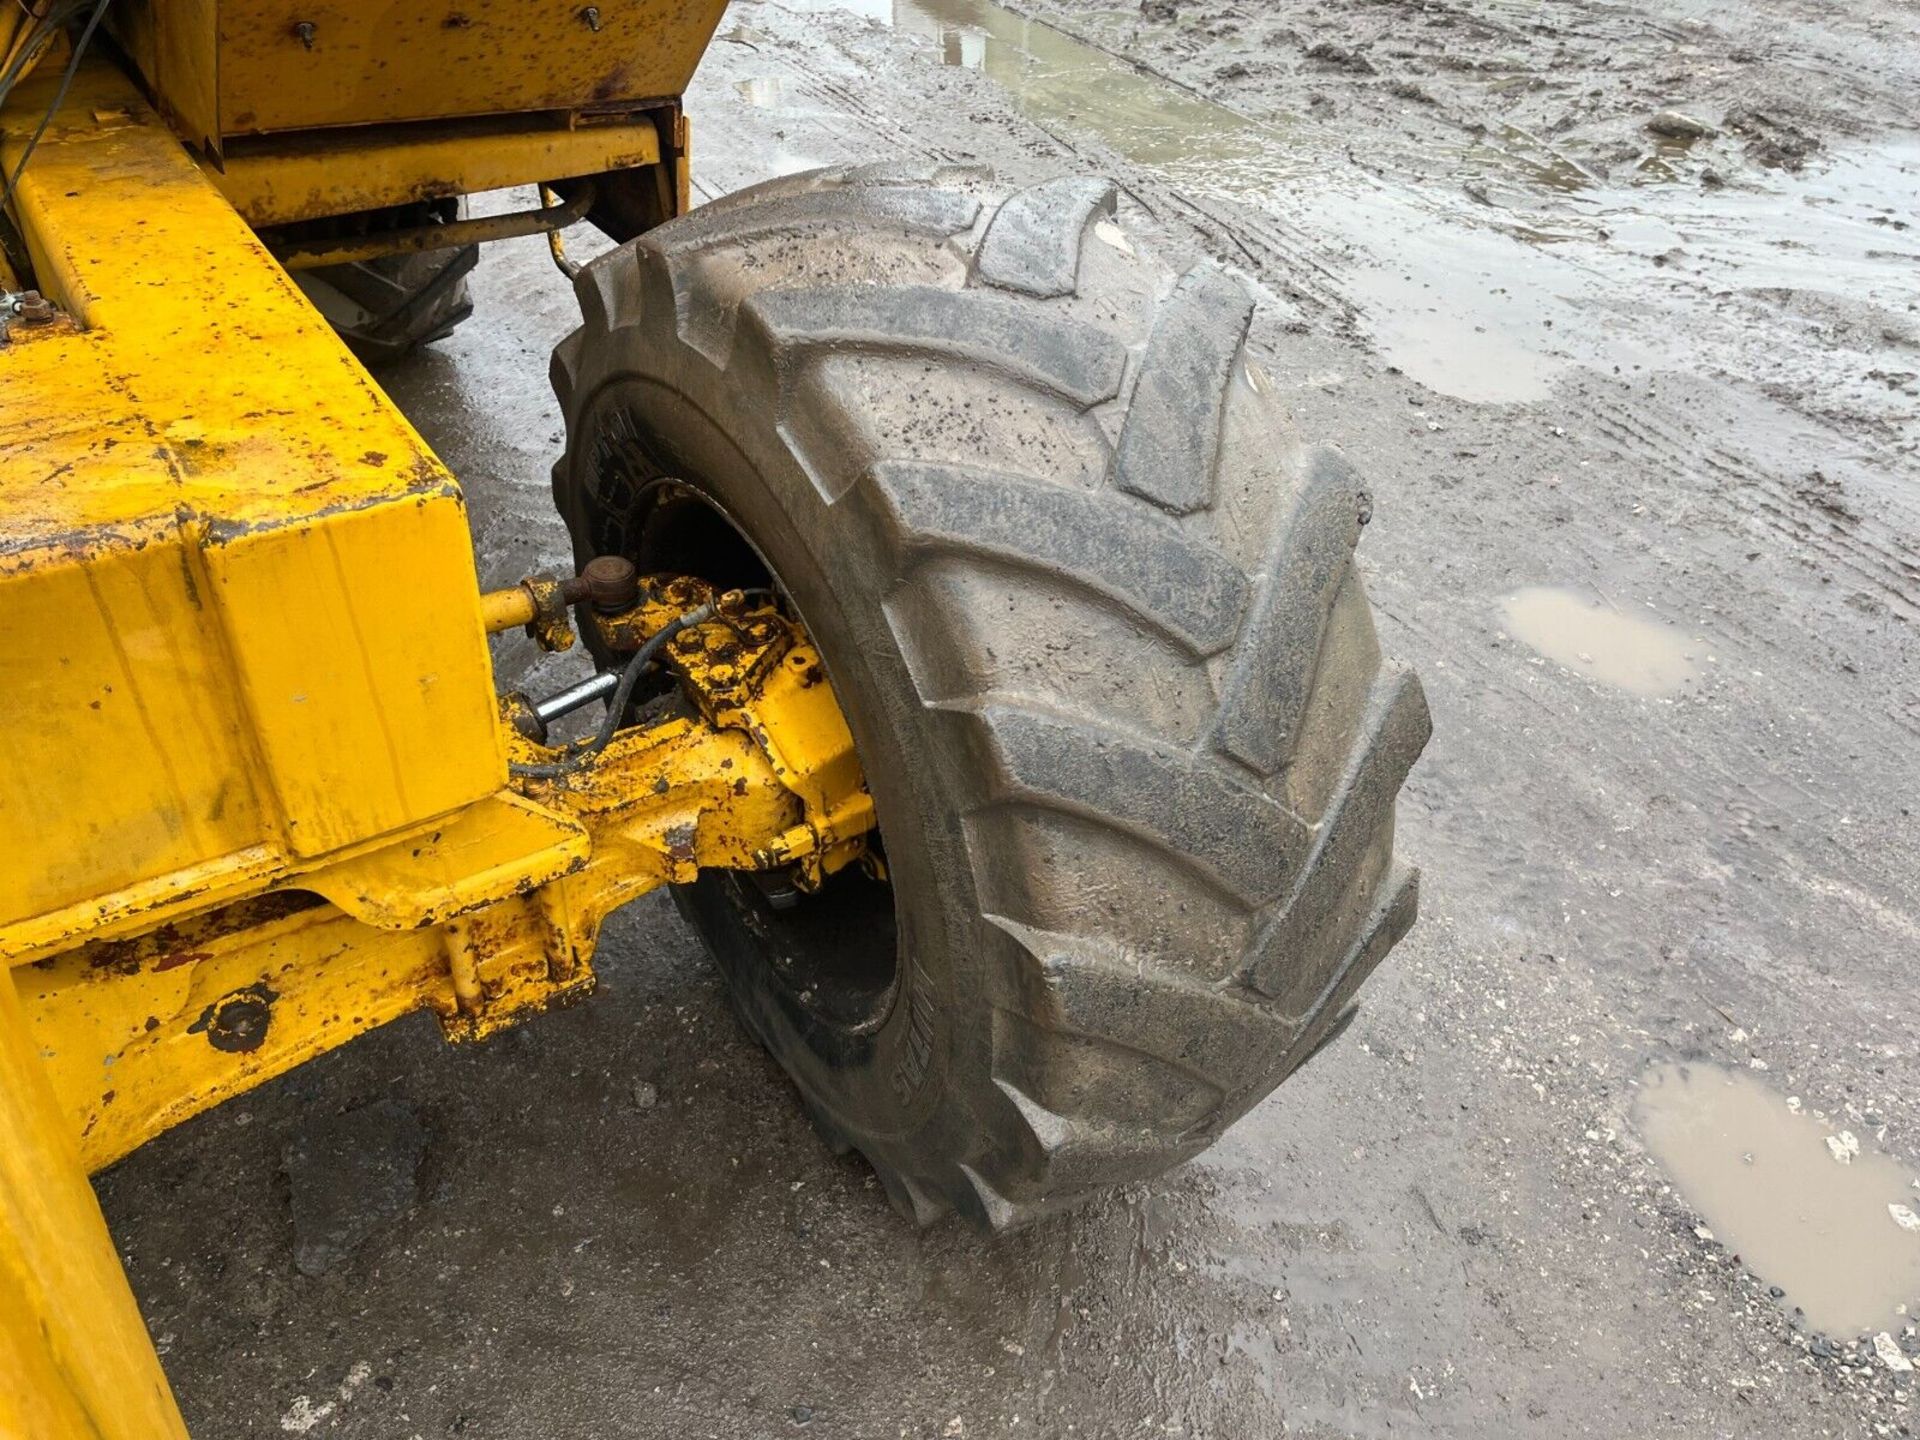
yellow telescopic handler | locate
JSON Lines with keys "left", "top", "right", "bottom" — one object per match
{"left": 0, "top": 2, "right": 1427, "bottom": 1432}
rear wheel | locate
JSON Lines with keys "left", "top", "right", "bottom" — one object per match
{"left": 550, "top": 164, "right": 1429, "bottom": 1229}
{"left": 286, "top": 200, "right": 478, "bottom": 365}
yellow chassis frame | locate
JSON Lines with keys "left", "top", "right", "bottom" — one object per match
{"left": 1, "top": 54, "right": 864, "bottom": 1439}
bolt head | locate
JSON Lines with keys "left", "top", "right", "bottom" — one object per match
{"left": 14, "top": 290, "right": 54, "bottom": 325}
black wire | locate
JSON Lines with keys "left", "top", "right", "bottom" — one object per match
{"left": 1, "top": 0, "right": 110, "bottom": 215}
{"left": 0, "top": 3, "right": 80, "bottom": 82}
{"left": 1, "top": 0, "right": 101, "bottom": 195}
{"left": 0, "top": 10, "right": 77, "bottom": 101}
{"left": 509, "top": 602, "right": 717, "bottom": 781}
{"left": 1, "top": 13, "right": 59, "bottom": 106}
{"left": 1, "top": 2, "right": 90, "bottom": 96}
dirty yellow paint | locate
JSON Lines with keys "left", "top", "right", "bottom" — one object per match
{"left": 718, "top": 640, "right": 877, "bottom": 885}
{"left": 0, "top": 970, "right": 191, "bottom": 1440}
{"left": 11, "top": 572, "right": 873, "bottom": 1170}
{"left": 0, "top": 59, "right": 874, "bottom": 1002}
{"left": 110, "top": 0, "right": 728, "bottom": 148}
{"left": 0, "top": 60, "right": 506, "bottom": 959}
{"left": 0, "top": 44, "right": 873, "bottom": 1440}
{"left": 629, "top": 591, "right": 876, "bottom": 888}
{"left": 22, "top": 700, "right": 846, "bottom": 1172}
{"left": 212, "top": 114, "right": 663, "bottom": 226}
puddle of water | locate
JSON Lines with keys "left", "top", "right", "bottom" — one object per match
{"left": 786, "top": 0, "right": 1308, "bottom": 191}
{"left": 777, "top": 0, "right": 1920, "bottom": 413}
{"left": 1500, "top": 587, "right": 1701, "bottom": 697}
{"left": 1636, "top": 1062, "right": 1920, "bottom": 1337}
{"left": 774, "top": 0, "right": 1593, "bottom": 400}
{"left": 1319, "top": 200, "right": 1575, "bottom": 403}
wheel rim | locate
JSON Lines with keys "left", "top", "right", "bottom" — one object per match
{"left": 608, "top": 460, "right": 903, "bottom": 1038}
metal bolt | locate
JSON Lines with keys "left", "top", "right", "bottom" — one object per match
{"left": 293, "top": 20, "right": 316, "bottom": 48}
{"left": 14, "top": 290, "right": 55, "bottom": 326}
{"left": 580, "top": 5, "right": 601, "bottom": 30}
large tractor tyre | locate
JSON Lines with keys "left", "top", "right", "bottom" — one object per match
{"left": 549, "top": 164, "right": 1429, "bottom": 1230}
{"left": 289, "top": 200, "right": 478, "bottom": 366}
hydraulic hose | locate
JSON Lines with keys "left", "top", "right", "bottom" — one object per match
{"left": 508, "top": 602, "right": 716, "bottom": 780}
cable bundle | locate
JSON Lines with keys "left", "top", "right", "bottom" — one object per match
{"left": 1, "top": 0, "right": 112, "bottom": 211}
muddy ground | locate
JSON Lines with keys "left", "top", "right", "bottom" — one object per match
{"left": 98, "top": 1, "right": 1919, "bottom": 1435}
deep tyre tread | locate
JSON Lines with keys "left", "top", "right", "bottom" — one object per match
{"left": 550, "top": 166, "right": 1427, "bottom": 1230}
{"left": 1112, "top": 266, "right": 1256, "bottom": 516}
{"left": 973, "top": 176, "right": 1116, "bottom": 298}
{"left": 869, "top": 461, "right": 1250, "bottom": 656}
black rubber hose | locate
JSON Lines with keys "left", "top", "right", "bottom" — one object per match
{"left": 1, "top": 0, "right": 112, "bottom": 211}
{"left": 508, "top": 601, "right": 715, "bottom": 780}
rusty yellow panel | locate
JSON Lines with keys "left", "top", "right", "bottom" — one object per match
{"left": 303, "top": 791, "right": 588, "bottom": 929}
{"left": 0, "top": 63, "right": 511, "bottom": 952}
{"left": 509, "top": 717, "right": 803, "bottom": 878}
{"left": 733, "top": 641, "right": 868, "bottom": 825}
{"left": 19, "top": 897, "right": 453, "bottom": 1171}
{"left": 213, "top": 114, "right": 663, "bottom": 225}
{"left": 11, "top": 709, "right": 816, "bottom": 1166}
{"left": 212, "top": 0, "right": 729, "bottom": 138}
{"left": 0, "top": 68, "right": 453, "bottom": 515}
{"left": 10, "top": 595, "right": 868, "bottom": 1162}
{"left": 106, "top": 0, "right": 220, "bottom": 150}
{"left": 0, "top": 849, "right": 288, "bottom": 973}
{"left": 0, "top": 970, "right": 190, "bottom": 1439}
{"left": 0, "top": 539, "right": 274, "bottom": 926}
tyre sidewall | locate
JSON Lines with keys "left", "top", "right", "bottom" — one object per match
{"left": 567, "top": 360, "right": 1009, "bottom": 1188}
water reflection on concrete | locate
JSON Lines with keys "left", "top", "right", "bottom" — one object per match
{"left": 1637, "top": 1061, "right": 1920, "bottom": 1337}
{"left": 1501, "top": 587, "right": 1701, "bottom": 697}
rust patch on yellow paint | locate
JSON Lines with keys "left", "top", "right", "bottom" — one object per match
{"left": 187, "top": 981, "right": 278, "bottom": 1053}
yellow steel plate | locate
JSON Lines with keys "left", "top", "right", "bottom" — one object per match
{"left": 0, "top": 971, "right": 191, "bottom": 1439}
{"left": 0, "top": 61, "right": 507, "bottom": 958}
{"left": 213, "top": 0, "right": 727, "bottom": 136}
{"left": 113, "top": 0, "right": 730, "bottom": 143}
{"left": 212, "top": 113, "right": 662, "bottom": 225}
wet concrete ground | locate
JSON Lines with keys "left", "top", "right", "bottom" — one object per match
{"left": 98, "top": 1, "right": 1920, "bottom": 1435}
